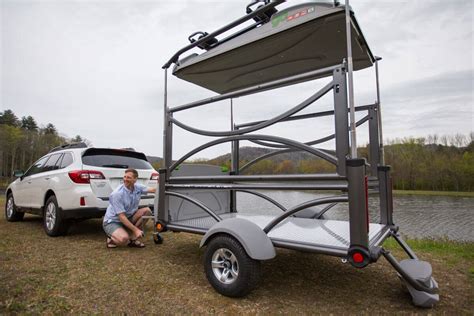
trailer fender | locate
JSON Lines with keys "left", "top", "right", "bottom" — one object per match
{"left": 200, "top": 218, "right": 276, "bottom": 260}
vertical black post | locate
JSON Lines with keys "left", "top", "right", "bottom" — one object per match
{"left": 230, "top": 113, "right": 239, "bottom": 213}
{"left": 230, "top": 125, "right": 239, "bottom": 212}
{"left": 333, "top": 66, "right": 349, "bottom": 176}
{"left": 347, "top": 158, "right": 368, "bottom": 248}
{"left": 164, "top": 112, "right": 173, "bottom": 181}
{"left": 368, "top": 103, "right": 380, "bottom": 177}
{"left": 157, "top": 169, "right": 168, "bottom": 222}
{"left": 378, "top": 165, "right": 393, "bottom": 226}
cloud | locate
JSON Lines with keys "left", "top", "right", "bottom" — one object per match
{"left": 1, "top": 0, "right": 473, "bottom": 158}
{"left": 378, "top": 70, "right": 473, "bottom": 139}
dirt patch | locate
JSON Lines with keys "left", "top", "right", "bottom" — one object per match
{"left": 0, "top": 212, "right": 472, "bottom": 314}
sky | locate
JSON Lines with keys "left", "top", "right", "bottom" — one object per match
{"left": 1, "top": 0, "right": 473, "bottom": 159}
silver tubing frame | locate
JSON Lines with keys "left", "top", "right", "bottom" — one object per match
{"left": 167, "top": 183, "right": 348, "bottom": 191}
{"left": 236, "top": 104, "right": 371, "bottom": 129}
{"left": 170, "top": 81, "right": 334, "bottom": 137}
{"left": 375, "top": 57, "right": 385, "bottom": 165}
{"left": 345, "top": 0, "right": 357, "bottom": 158}
{"left": 234, "top": 189, "right": 287, "bottom": 212}
{"left": 157, "top": 1, "right": 390, "bottom": 257}
{"left": 169, "top": 134, "right": 338, "bottom": 173}
{"left": 263, "top": 196, "right": 349, "bottom": 233}
{"left": 239, "top": 115, "right": 369, "bottom": 173}
{"left": 169, "top": 64, "right": 341, "bottom": 113}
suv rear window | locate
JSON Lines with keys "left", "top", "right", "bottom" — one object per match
{"left": 82, "top": 148, "right": 153, "bottom": 169}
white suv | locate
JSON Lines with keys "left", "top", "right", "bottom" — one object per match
{"left": 5, "top": 143, "right": 158, "bottom": 236}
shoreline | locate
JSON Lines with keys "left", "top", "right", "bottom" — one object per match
{"left": 393, "top": 190, "right": 474, "bottom": 198}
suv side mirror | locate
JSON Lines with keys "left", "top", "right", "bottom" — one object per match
{"left": 13, "top": 170, "right": 24, "bottom": 178}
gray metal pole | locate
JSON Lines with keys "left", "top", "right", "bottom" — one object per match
{"left": 230, "top": 98, "right": 234, "bottom": 160}
{"left": 230, "top": 98, "right": 238, "bottom": 212}
{"left": 375, "top": 57, "right": 385, "bottom": 165}
{"left": 345, "top": 0, "right": 357, "bottom": 158}
{"left": 159, "top": 69, "right": 169, "bottom": 223}
{"left": 163, "top": 69, "right": 173, "bottom": 179}
{"left": 333, "top": 67, "right": 349, "bottom": 176}
{"left": 163, "top": 69, "right": 169, "bottom": 171}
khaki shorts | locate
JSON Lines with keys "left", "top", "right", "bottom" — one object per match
{"left": 103, "top": 216, "right": 134, "bottom": 237}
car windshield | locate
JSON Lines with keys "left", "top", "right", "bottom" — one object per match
{"left": 82, "top": 148, "right": 153, "bottom": 170}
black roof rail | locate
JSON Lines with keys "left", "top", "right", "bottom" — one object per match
{"left": 162, "top": 0, "right": 284, "bottom": 69}
{"left": 49, "top": 142, "right": 88, "bottom": 153}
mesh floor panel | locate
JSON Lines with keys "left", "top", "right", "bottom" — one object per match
{"left": 170, "top": 213, "right": 386, "bottom": 250}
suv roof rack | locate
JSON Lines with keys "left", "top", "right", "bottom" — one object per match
{"left": 49, "top": 142, "right": 88, "bottom": 153}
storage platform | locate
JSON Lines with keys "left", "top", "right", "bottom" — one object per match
{"left": 167, "top": 213, "right": 389, "bottom": 255}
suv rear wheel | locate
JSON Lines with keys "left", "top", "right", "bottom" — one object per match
{"left": 43, "top": 195, "right": 69, "bottom": 236}
{"left": 5, "top": 193, "right": 24, "bottom": 222}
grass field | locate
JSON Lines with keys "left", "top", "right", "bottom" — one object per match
{"left": 0, "top": 196, "right": 473, "bottom": 314}
{"left": 393, "top": 190, "right": 474, "bottom": 198}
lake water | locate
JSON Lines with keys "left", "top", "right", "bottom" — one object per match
{"left": 235, "top": 191, "right": 474, "bottom": 242}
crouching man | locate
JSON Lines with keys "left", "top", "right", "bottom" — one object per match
{"left": 103, "top": 168, "right": 156, "bottom": 248}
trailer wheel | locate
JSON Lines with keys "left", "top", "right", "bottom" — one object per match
{"left": 204, "top": 235, "right": 261, "bottom": 297}
{"left": 153, "top": 233, "right": 163, "bottom": 244}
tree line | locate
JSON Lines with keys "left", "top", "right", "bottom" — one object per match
{"left": 1, "top": 108, "right": 472, "bottom": 192}
{"left": 0, "top": 109, "right": 86, "bottom": 178}
{"left": 382, "top": 135, "right": 473, "bottom": 191}
{"left": 203, "top": 134, "right": 474, "bottom": 192}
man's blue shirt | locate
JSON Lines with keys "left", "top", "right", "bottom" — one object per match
{"left": 103, "top": 183, "right": 148, "bottom": 223}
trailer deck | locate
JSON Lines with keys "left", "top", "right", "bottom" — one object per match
{"left": 168, "top": 213, "right": 390, "bottom": 255}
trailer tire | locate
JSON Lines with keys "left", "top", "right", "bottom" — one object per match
{"left": 204, "top": 234, "right": 261, "bottom": 297}
{"left": 153, "top": 233, "right": 163, "bottom": 244}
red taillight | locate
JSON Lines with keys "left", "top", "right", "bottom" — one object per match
{"left": 352, "top": 252, "right": 364, "bottom": 264}
{"left": 150, "top": 172, "right": 159, "bottom": 181}
{"left": 80, "top": 196, "right": 86, "bottom": 206}
{"left": 68, "top": 170, "right": 105, "bottom": 184}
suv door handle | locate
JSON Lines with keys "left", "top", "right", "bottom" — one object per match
{"left": 45, "top": 177, "right": 50, "bottom": 180}
{"left": 27, "top": 181, "right": 32, "bottom": 184}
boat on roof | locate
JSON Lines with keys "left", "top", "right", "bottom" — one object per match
{"left": 172, "top": 1, "right": 375, "bottom": 94}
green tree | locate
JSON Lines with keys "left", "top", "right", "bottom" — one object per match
{"left": 0, "top": 125, "right": 24, "bottom": 176}
{"left": 71, "top": 135, "right": 83, "bottom": 143}
{"left": 44, "top": 123, "right": 57, "bottom": 135}
{"left": 20, "top": 116, "right": 38, "bottom": 131}
{"left": 0, "top": 109, "right": 20, "bottom": 127}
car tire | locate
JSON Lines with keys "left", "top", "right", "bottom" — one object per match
{"left": 43, "top": 195, "right": 69, "bottom": 237}
{"left": 5, "top": 193, "right": 24, "bottom": 222}
{"left": 204, "top": 234, "right": 261, "bottom": 297}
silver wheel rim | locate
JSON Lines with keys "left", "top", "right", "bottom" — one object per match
{"left": 211, "top": 248, "right": 239, "bottom": 284}
{"left": 45, "top": 202, "right": 56, "bottom": 231}
{"left": 6, "top": 197, "right": 14, "bottom": 218}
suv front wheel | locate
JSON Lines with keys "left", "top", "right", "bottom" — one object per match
{"left": 5, "top": 193, "right": 25, "bottom": 222}
{"left": 43, "top": 195, "right": 69, "bottom": 236}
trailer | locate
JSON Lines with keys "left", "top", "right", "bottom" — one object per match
{"left": 152, "top": 0, "right": 439, "bottom": 307}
